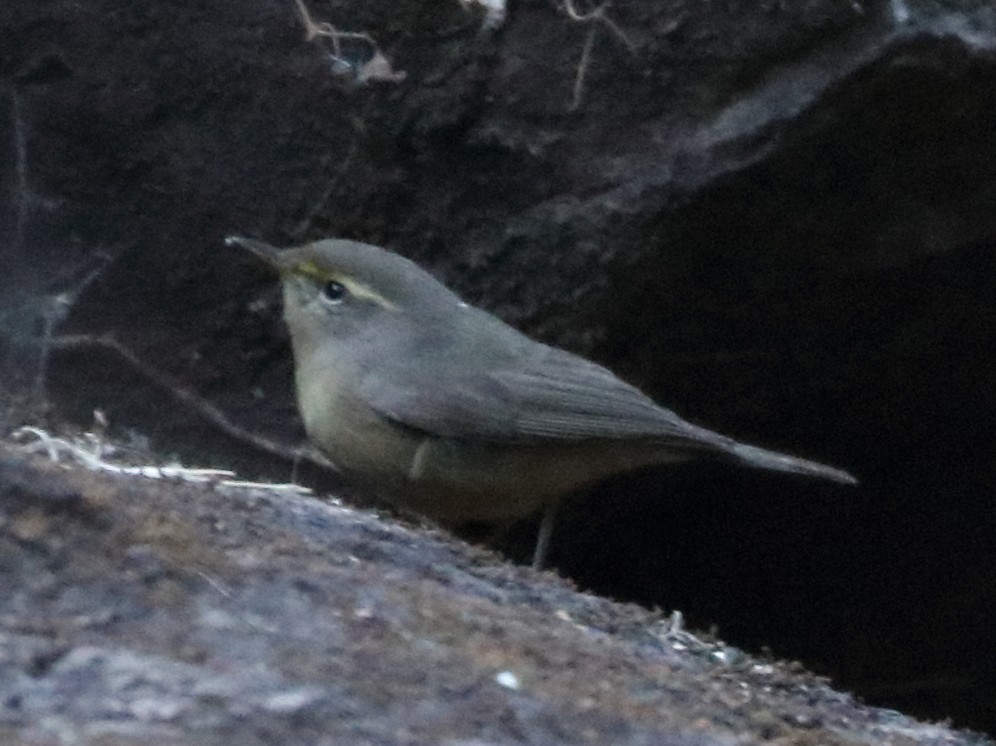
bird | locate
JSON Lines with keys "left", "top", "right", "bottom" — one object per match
{"left": 227, "top": 235, "right": 856, "bottom": 567}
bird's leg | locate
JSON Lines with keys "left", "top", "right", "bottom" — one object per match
{"left": 532, "top": 501, "right": 559, "bottom": 570}
{"left": 408, "top": 439, "right": 431, "bottom": 481}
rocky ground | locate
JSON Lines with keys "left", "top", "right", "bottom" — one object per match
{"left": 1, "top": 437, "right": 988, "bottom": 745}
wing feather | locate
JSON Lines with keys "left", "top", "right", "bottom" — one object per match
{"left": 359, "top": 342, "right": 732, "bottom": 450}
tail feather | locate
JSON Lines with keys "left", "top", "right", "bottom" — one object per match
{"left": 730, "top": 442, "right": 857, "bottom": 485}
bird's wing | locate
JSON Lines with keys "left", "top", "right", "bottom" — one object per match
{"left": 358, "top": 343, "right": 732, "bottom": 450}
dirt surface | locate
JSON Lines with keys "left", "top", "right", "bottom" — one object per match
{"left": 2, "top": 0, "right": 996, "bottom": 735}
{"left": 0, "top": 438, "right": 989, "bottom": 746}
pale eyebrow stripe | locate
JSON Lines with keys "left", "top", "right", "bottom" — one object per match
{"left": 340, "top": 277, "right": 398, "bottom": 310}
{"left": 294, "top": 260, "right": 398, "bottom": 311}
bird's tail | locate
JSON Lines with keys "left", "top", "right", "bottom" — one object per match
{"left": 729, "top": 442, "right": 857, "bottom": 485}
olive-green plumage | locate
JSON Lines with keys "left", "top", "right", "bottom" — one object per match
{"left": 228, "top": 236, "right": 855, "bottom": 564}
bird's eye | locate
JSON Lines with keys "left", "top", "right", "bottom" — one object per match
{"left": 321, "top": 280, "right": 348, "bottom": 304}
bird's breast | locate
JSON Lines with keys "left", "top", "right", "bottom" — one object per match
{"left": 291, "top": 348, "right": 691, "bottom": 524}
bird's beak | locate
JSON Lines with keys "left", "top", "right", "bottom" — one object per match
{"left": 225, "top": 236, "right": 290, "bottom": 272}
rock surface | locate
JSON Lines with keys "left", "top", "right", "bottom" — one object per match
{"left": 0, "top": 441, "right": 988, "bottom": 745}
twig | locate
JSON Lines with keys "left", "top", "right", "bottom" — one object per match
{"left": 569, "top": 25, "right": 597, "bottom": 112}
{"left": 561, "top": 0, "right": 635, "bottom": 52}
{"left": 48, "top": 332, "right": 335, "bottom": 472}
{"left": 292, "top": 0, "right": 406, "bottom": 84}
{"left": 559, "top": 0, "right": 637, "bottom": 110}
{"left": 17, "top": 426, "right": 233, "bottom": 480}
{"left": 12, "top": 90, "right": 28, "bottom": 255}
{"left": 293, "top": 0, "right": 376, "bottom": 52}
{"left": 33, "top": 259, "right": 110, "bottom": 409}
{"left": 15, "top": 426, "right": 314, "bottom": 496}
{"left": 8, "top": 89, "right": 64, "bottom": 255}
